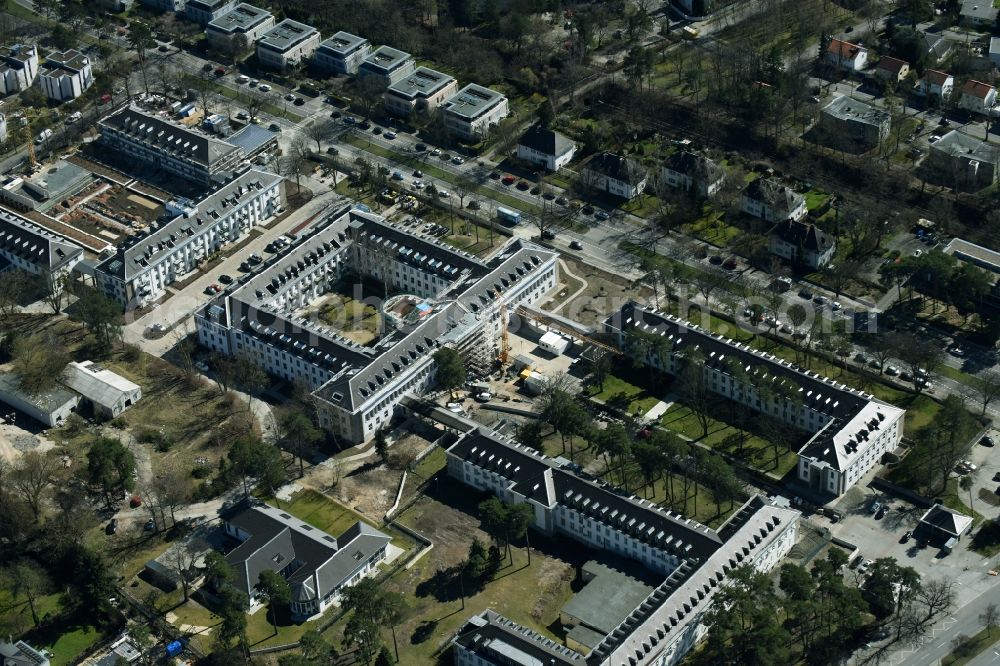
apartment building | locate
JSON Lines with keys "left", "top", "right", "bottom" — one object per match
{"left": 95, "top": 169, "right": 283, "bottom": 309}
{"left": 0, "top": 208, "right": 82, "bottom": 279}
{"left": 447, "top": 427, "right": 800, "bottom": 666}
{"left": 0, "top": 113, "right": 5, "bottom": 142}
{"left": 741, "top": 177, "right": 807, "bottom": 222}
{"left": 925, "top": 129, "right": 1000, "bottom": 190}
{"left": 313, "top": 32, "right": 370, "bottom": 75}
{"left": 818, "top": 95, "right": 890, "bottom": 152}
{"left": 256, "top": 19, "right": 321, "bottom": 70}
{"left": 442, "top": 84, "right": 509, "bottom": 142}
{"left": 223, "top": 500, "right": 390, "bottom": 619}
{"left": 582, "top": 152, "right": 647, "bottom": 200}
{"left": 184, "top": 0, "right": 237, "bottom": 26}
{"left": 38, "top": 50, "right": 93, "bottom": 102}
{"left": 607, "top": 302, "right": 906, "bottom": 497}
{"left": 194, "top": 207, "right": 558, "bottom": 444}
{"left": 384, "top": 66, "right": 458, "bottom": 117}
{"left": 0, "top": 44, "right": 38, "bottom": 95}
{"left": 205, "top": 4, "right": 274, "bottom": 49}
{"left": 357, "top": 46, "right": 415, "bottom": 88}
{"left": 98, "top": 105, "right": 245, "bottom": 184}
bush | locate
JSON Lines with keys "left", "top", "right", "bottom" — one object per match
{"left": 191, "top": 466, "right": 211, "bottom": 479}
{"left": 121, "top": 343, "right": 142, "bottom": 363}
{"left": 110, "top": 417, "right": 127, "bottom": 429}
{"left": 136, "top": 426, "right": 171, "bottom": 451}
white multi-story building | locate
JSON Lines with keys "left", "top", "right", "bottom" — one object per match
{"left": 0, "top": 208, "right": 83, "bottom": 280}
{"left": 659, "top": 151, "right": 725, "bottom": 198}
{"left": 582, "top": 152, "right": 647, "bottom": 200}
{"left": 194, "top": 207, "right": 559, "bottom": 444}
{"left": 0, "top": 44, "right": 38, "bottom": 96}
{"left": 608, "top": 302, "right": 906, "bottom": 497}
{"left": 357, "top": 46, "right": 415, "bottom": 88}
{"left": 448, "top": 427, "right": 800, "bottom": 666}
{"left": 256, "top": 19, "right": 321, "bottom": 70}
{"left": 516, "top": 124, "right": 576, "bottom": 172}
{"left": 98, "top": 105, "right": 245, "bottom": 184}
{"left": 94, "top": 169, "right": 283, "bottom": 308}
{"left": 313, "top": 32, "right": 370, "bottom": 75}
{"left": 383, "top": 66, "right": 458, "bottom": 117}
{"left": 0, "top": 113, "right": 6, "bottom": 142}
{"left": 958, "top": 79, "right": 997, "bottom": 115}
{"left": 38, "top": 50, "right": 92, "bottom": 102}
{"left": 206, "top": 4, "right": 274, "bottom": 50}
{"left": 184, "top": 0, "right": 237, "bottom": 26}
{"left": 442, "top": 84, "right": 509, "bottom": 142}
{"left": 741, "top": 177, "right": 807, "bottom": 222}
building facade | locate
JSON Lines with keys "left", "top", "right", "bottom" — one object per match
{"left": 205, "top": 4, "right": 275, "bottom": 50}
{"left": 874, "top": 56, "right": 909, "bottom": 83}
{"left": 516, "top": 124, "right": 576, "bottom": 171}
{"left": 98, "top": 105, "right": 245, "bottom": 183}
{"left": 925, "top": 130, "right": 1000, "bottom": 190}
{"left": 818, "top": 95, "right": 890, "bottom": 152}
{"left": 184, "top": 0, "right": 237, "bottom": 26}
{"left": 741, "top": 177, "right": 806, "bottom": 222}
{"left": 357, "top": 46, "right": 415, "bottom": 88}
{"left": 825, "top": 38, "right": 867, "bottom": 71}
{"left": 608, "top": 302, "right": 906, "bottom": 497}
{"left": 383, "top": 66, "right": 458, "bottom": 117}
{"left": 38, "top": 50, "right": 93, "bottom": 102}
{"left": 768, "top": 219, "right": 836, "bottom": 269}
{"left": 0, "top": 44, "right": 38, "bottom": 95}
{"left": 582, "top": 152, "right": 647, "bottom": 199}
{"left": 194, "top": 207, "right": 558, "bottom": 444}
{"left": 313, "top": 32, "right": 370, "bottom": 75}
{"left": 958, "top": 79, "right": 997, "bottom": 114}
{"left": 64, "top": 360, "right": 142, "bottom": 418}
{"left": 0, "top": 208, "right": 83, "bottom": 279}
{"left": 918, "top": 69, "right": 954, "bottom": 100}
{"left": 659, "top": 151, "right": 725, "bottom": 198}
{"left": 256, "top": 19, "right": 320, "bottom": 70}
{"left": 95, "top": 169, "right": 283, "bottom": 308}
{"left": 441, "top": 84, "right": 509, "bottom": 142}
{"left": 447, "top": 427, "right": 800, "bottom": 666}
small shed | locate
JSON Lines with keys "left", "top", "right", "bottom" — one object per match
{"left": 916, "top": 504, "right": 973, "bottom": 546}
{"left": 64, "top": 361, "right": 141, "bottom": 418}
{"left": 511, "top": 354, "right": 534, "bottom": 372}
{"left": 0, "top": 372, "right": 79, "bottom": 427}
{"left": 539, "top": 331, "right": 570, "bottom": 355}
{"left": 523, "top": 371, "right": 547, "bottom": 395}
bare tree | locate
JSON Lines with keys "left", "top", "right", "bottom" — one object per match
{"left": 304, "top": 119, "right": 336, "bottom": 153}
{"left": 166, "top": 536, "right": 207, "bottom": 603}
{"left": 41, "top": 272, "right": 71, "bottom": 314}
{"left": 11, "top": 451, "right": 59, "bottom": 522}
{"left": 964, "top": 370, "right": 1000, "bottom": 419}
{"left": 981, "top": 603, "right": 1000, "bottom": 637}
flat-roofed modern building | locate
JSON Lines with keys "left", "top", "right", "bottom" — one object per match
{"left": 184, "top": 0, "right": 236, "bottom": 26}
{"left": 447, "top": 426, "right": 800, "bottom": 666}
{"left": 384, "top": 66, "right": 458, "bottom": 117}
{"left": 608, "top": 302, "right": 905, "bottom": 497}
{"left": 313, "top": 31, "right": 370, "bottom": 75}
{"left": 442, "top": 83, "right": 509, "bottom": 142}
{"left": 357, "top": 46, "right": 415, "bottom": 88}
{"left": 0, "top": 44, "right": 38, "bottom": 95}
{"left": 817, "top": 95, "right": 890, "bottom": 152}
{"left": 38, "top": 49, "right": 93, "bottom": 102}
{"left": 925, "top": 129, "right": 1000, "bottom": 190}
{"left": 206, "top": 4, "right": 274, "bottom": 49}
{"left": 0, "top": 208, "right": 83, "bottom": 279}
{"left": 95, "top": 169, "right": 283, "bottom": 308}
{"left": 98, "top": 105, "right": 245, "bottom": 184}
{"left": 256, "top": 19, "right": 321, "bottom": 70}
{"left": 194, "top": 207, "right": 558, "bottom": 444}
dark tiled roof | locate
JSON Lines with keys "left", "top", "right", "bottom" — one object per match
{"left": 744, "top": 177, "right": 804, "bottom": 212}
{"left": 0, "top": 208, "right": 82, "bottom": 272}
{"left": 584, "top": 152, "right": 645, "bottom": 185}
{"left": 99, "top": 105, "right": 241, "bottom": 169}
{"left": 770, "top": 219, "right": 835, "bottom": 253}
{"left": 663, "top": 151, "right": 724, "bottom": 184}
{"left": 518, "top": 124, "right": 575, "bottom": 158}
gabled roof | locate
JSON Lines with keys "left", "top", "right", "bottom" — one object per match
{"left": 99, "top": 105, "right": 241, "bottom": 169}
{"left": 663, "top": 151, "right": 725, "bottom": 184}
{"left": 584, "top": 152, "right": 645, "bottom": 185}
{"left": 0, "top": 208, "right": 83, "bottom": 272}
{"left": 918, "top": 504, "right": 973, "bottom": 538}
{"left": 769, "top": 219, "right": 835, "bottom": 254}
{"left": 64, "top": 360, "right": 139, "bottom": 409}
{"left": 923, "top": 69, "right": 953, "bottom": 86}
{"left": 876, "top": 56, "right": 909, "bottom": 75}
{"left": 962, "top": 79, "right": 995, "bottom": 99}
{"left": 827, "top": 38, "right": 865, "bottom": 60}
{"left": 517, "top": 124, "right": 575, "bottom": 158}
{"left": 743, "top": 177, "right": 805, "bottom": 214}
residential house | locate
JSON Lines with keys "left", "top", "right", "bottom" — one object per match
{"left": 817, "top": 95, "right": 891, "bottom": 152}
{"left": 441, "top": 84, "right": 509, "bottom": 142}
{"left": 0, "top": 44, "right": 38, "bottom": 95}
{"left": 607, "top": 302, "right": 906, "bottom": 497}
{"left": 741, "top": 177, "right": 807, "bottom": 222}
{"left": 447, "top": 425, "right": 800, "bottom": 666}
{"left": 515, "top": 124, "right": 576, "bottom": 171}
{"left": 195, "top": 207, "right": 558, "bottom": 444}
{"left": 357, "top": 46, "right": 415, "bottom": 88}
{"left": 64, "top": 360, "right": 142, "bottom": 418}
{"left": 960, "top": 0, "right": 998, "bottom": 27}
{"left": 383, "top": 66, "right": 458, "bottom": 117}
{"left": 959, "top": 79, "right": 997, "bottom": 114}
{"left": 98, "top": 105, "right": 245, "bottom": 184}
{"left": 925, "top": 129, "right": 1000, "bottom": 190}
{"left": 768, "top": 219, "right": 837, "bottom": 269}
{"left": 581, "top": 152, "right": 647, "bottom": 200}
{"left": 222, "top": 501, "right": 391, "bottom": 619}
{"left": 313, "top": 32, "right": 370, "bottom": 75}
{"left": 0, "top": 208, "right": 83, "bottom": 279}
{"left": 0, "top": 639, "right": 49, "bottom": 666}
{"left": 918, "top": 69, "right": 954, "bottom": 100}
{"left": 874, "top": 56, "right": 910, "bottom": 84}
{"left": 0, "top": 372, "right": 79, "bottom": 427}
{"left": 95, "top": 169, "right": 283, "bottom": 309}
{"left": 921, "top": 32, "right": 954, "bottom": 66}
{"left": 659, "top": 150, "right": 725, "bottom": 198}
{"left": 205, "top": 4, "right": 274, "bottom": 50}
{"left": 37, "top": 50, "right": 92, "bottom": 102}
{"left": 184, "top": 0, "right": 237, "bottom": 26}
{"left": 256, "top": 19, "right": 320, "bottom": 70}
{"left": 825, "top": 38, "right": 867, "bottom": 72}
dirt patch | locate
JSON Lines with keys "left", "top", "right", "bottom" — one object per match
{"left": 549, "top": 258, "right": 653, "bottom": 327}
{"left": 0, "top": 422, "right": 56, "bottom": 464}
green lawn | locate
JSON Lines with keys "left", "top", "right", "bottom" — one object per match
{"left": 275, "top": 489, "right": 376, "bottom": 537}
{"left": 586, "top": 372, "right": 663, "bottom": 417}
{"left": 45, "top": 626, "right": 102, "bottom": 666}
{"left": 942, "top": 625, "right": 1000, "bottom": 665}
{"left": 410, "top": 446, "right": 446, "bottom": 481}
{"left": 804, "top": 190, "right": 829, "bottom": 212}
{"left": 621, "top": 194, "right": 661, "bottom": 219}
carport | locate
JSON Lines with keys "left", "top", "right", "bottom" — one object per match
{"left": 915, "top": 504, "right": 973, "bottom": 547}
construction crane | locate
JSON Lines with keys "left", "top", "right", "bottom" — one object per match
{"left": 495, "top": 288, "right": 510, "bottom": 368}
{"left": 16, "top": 107, "right": 46, "bottom": 171}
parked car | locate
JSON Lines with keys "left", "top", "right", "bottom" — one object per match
{"left": 870, "top": 501, "right": 882, "bottom": 514}
{"left": 982, "top": 435, "right": 995, "bottom": 447}
{"left": 899, "top": 530, "right": 911, "bottom": 543}
{"left": 372, "top": 126, "right": 382, "bottom": 135}
{"left": 541, "top": 230, "right": 556, "bottom": 240}
{"left": 451, "top": 156, "right": 465, "bottom": 164}
{"left": 569, "top": 240, "right": 583, "bottom": 250}
{"left": 414, "top": 143, "right": 427, "bottom": 152}
{"left": 595, "top": 210, "right": 610, "bottom": 221}
{"left": 858, "top": 559, "right": 873, "bottom": 575}
{"left": 885, "top": 366, "right": 899, "bottom": 376}
{"left": 258, "top": 83, "right": 271, "bottom": 92}
{"left": 384, "top": 131, "right": 396, "bottom": 139}
{"left": 412, "top": 170, "right": 423, "bottom": 177}
{"left": 799, "top": 288, "right": 813, "bottom": 299}
{"left": 144, "top": 519, "right": 156, "bottom": 531}
{"left": 219, "top": 274, "right": 233, "bottom": 284}
{"left": 293, "top": 97, "right": 304, "bottom": 106}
